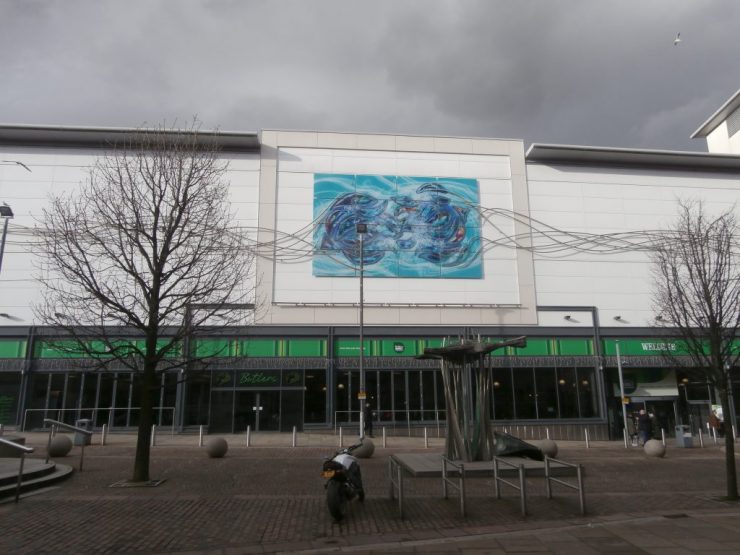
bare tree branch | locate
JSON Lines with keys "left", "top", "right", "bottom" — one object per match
{"left": 651, "top": 199, "right": 740, "bottom": 500}
{"left": 35, "top": 121, "right": 256, "bottom": 482}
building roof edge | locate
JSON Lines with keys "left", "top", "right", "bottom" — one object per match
{"left": 526, "top": 143, "right": 740, "bottom": 172}
{"left": 690, "top": 89, "right": 740, "bottom": 139}
{"left": 0, "top": 124, "right": 261, "bottom": 152}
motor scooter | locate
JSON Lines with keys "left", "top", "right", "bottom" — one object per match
{"left": 321, "top": 442, "right": 365, "bottom": 521}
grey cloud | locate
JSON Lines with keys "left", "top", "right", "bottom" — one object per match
{"left": 1, "top": 0, "right": 739, "bottom": 151}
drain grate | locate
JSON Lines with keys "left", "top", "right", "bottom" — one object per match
{"left": 109, "top": 479, "right": 167, "bottom": 488}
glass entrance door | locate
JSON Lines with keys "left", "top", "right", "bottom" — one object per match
{"left": 235, "top": 391, "right": 280, "bottom": 432}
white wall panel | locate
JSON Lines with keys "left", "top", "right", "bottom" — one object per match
{"left": 270, "top": 146, "right": 520, "bottom": 308}
{"left": 1, "top": 145, "right": 260, "bottom": 326}
{"left": 528, "top": 162, "right": 740, "bottom": 326}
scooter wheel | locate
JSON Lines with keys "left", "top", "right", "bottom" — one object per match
{"left": 326, "top": 480, "right": 348, "bottom": 521}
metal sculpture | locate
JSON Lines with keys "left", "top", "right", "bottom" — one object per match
{"left": 419, "top": 336, "right": 526, "bottom": 462}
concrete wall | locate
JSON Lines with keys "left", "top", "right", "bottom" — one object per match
{"left": 527, "top": 162, "right": 740, "bottom": 326}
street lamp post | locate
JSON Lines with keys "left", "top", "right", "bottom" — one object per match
{"left": 356, "top": 223, "right": 367, "bottom": 438}
{"left": 615, "top": 340, "right": 630, "bottom": 446}
{"left": 0, "top": 204, "right": 14, "bottom": 274}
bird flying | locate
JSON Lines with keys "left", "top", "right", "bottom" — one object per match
{"left": 673, "top": 32, "right": 681, "bottom": 46}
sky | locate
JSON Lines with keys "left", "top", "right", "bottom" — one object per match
{"left": 1, "top": 0, "right": 739, "bottom": 151}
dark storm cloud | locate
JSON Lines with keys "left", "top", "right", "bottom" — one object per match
{"left": 1, "top": 0, "right": 738, "bottom": 150}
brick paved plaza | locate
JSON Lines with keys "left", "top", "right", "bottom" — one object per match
{"left": 2, "top": 431, "right": 740, "bottom": 554}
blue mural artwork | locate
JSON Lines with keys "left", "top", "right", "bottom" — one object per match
{"left": 313, "top": 174, "right": 482, "bottom": 278}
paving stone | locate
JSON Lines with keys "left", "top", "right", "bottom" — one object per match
{"left": 2, "top": 433, "right": 740, "bottom": 554}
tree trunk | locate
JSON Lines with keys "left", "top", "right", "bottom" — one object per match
{"left": 131, "top": 363, "right": 156, "bottom": 482}
{"left": 720, "top": 390, "right": 738, "bottom": 500}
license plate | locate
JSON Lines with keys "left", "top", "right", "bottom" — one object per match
{"left": 321, "top": 470, "right": 336, "bottom": 478}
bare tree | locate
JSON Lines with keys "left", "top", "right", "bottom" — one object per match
{"left": 36, "top": 123, "right": 256, "bottom": 483}
{"left": 651, "top": 199, "right": 740, "bottom": 500}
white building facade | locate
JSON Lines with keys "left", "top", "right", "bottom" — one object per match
{"left": 0, "top": 92, "right": 738, "bottom": 438}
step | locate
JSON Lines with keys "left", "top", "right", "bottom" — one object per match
{"left": 0, "top": 458, "right": 75, "bottom": 500}
{"left": 0, "top": 458, "right": 58, "bottom": 488}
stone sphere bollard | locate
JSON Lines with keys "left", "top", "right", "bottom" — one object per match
{"left": 206, "top": 437, "right": 228, "bottom": 458}
{"left": 644, "top": 439, "right": 666, "bottom": 458}
{"left": 48, "top": 435, "right": 73, "bottom": 457}
{"left": 539, "top": 438, "right": 558, "bottom": 458}
{"left": 353, "top": 437, "right": 375, "bottom": 459}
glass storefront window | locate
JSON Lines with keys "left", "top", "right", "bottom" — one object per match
{"left": 421, "top": 370, "right": 436, "bottom": 421}
{"left": 513, "top": 368, "right": 536, "bottom": 419}
{"left": 27, "top": 373, "right": 49, "bottom": 428}
{"left": 335, "top": 371, "right": 350, "bottom": 422}
{"left": 48, "top": 373, "right": 65, "bottom": 420}
{"left": 434, "top": 371, "right": 446, "bottom": 422}
{"left": 0, "top": 373, "right": 21, "bottom": 426}
{"left": 492, "top": 368, "right": 514, "bottom": 420}
{"left": 97, "top": 373, "right": 115, "bottom": 427}
{"left": 159, "top": 372, "right": 178, "bottom": 426}
{"left": 577, "top": 368, "right": 597, "bottom": 417}
{"left": 81, "top": 373, "right": 98, "bottom": 415}
{"left": 304, "top": 370, "right": 326, "bottom": 423}
{"left": 535, "top": 368, "right": 558, "bottom": 419}
{"left": 393, "top": 371, "right": 407, "bottom": 422}
{"left": 557, "top": 368, "right": 578, "bottom": 418}
{"left": 13, "top": 360, "right": 608, "bottom": 432}
{"left": 210, "top": 390, "right": 234, "bottom": 433}
{"left": 378, "top": 371, "right": 392, "bottom": 421}
{"left": 113, "top": 373, "right": 131, "bottom": 427}
{"left": 184, "top": 371, "right": 210, "bottom": 426}
{"left": 349, "top": 370, "right": 359, "bottom": 422}
{"left": 63, "top": 373, "right": 81, "bottom": 424}
{"left": 408, "top": 371, "right": 421, "bottom": 421}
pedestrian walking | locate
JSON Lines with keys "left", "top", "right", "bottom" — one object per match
{"left": 708, "top": 410, "right": 722, "bottom": 438}
{"left": 627, "top": 413, "right": 638, "bottom": 446}
{"left": 637, "top": 409, "right": 652, "bottom": 445}
{"left": 363, "top": 402, "right": 374, "bottom": 437}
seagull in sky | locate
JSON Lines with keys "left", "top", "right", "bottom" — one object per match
{"left": 673, "top": 32, "right": 681, "bottom": 46}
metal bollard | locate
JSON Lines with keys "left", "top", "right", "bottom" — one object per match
{"left": 698, "top": 427, "right": 704, "bottom": 448}
{"left": 292, "top": 426, "right": 297, "bottom": 447}
{"left": 661, "top": 428, "right": 665, "bottom": 446}
{"left": 246, "top": 425, "right": 251, "bottom": 447}
{"left": 101, "top": 424, "right": 107, "bottom": 446}
{"left": 585, "top": 428, "right": 590, "bottom": 449}
{"left": 546, "top": 428, "right": 550, "bottom": 439}
{"left": 150, "top": 424, "right": 157, "bottom": 447}
{"left": 382, "top": 426, "right": 387, "bottom": 448}
{"left": 424, "top": 427, "right": 428, "bottom": 448}
{"left": 339, "top": 427, "right": 343, "bottom": 447}
{"left": 199, "top": 425, "right": 204, "bottom": 447}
